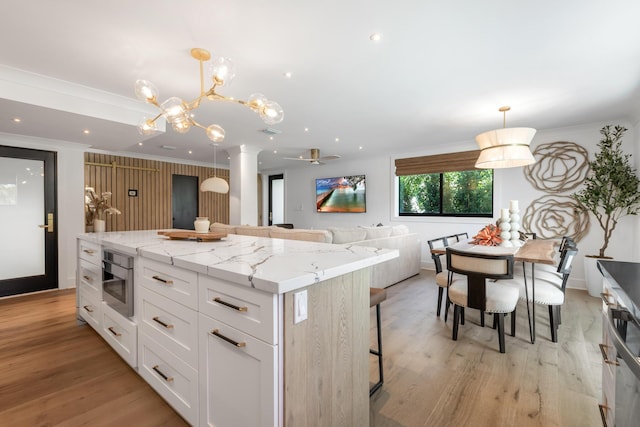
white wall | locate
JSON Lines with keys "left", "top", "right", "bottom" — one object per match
{"left": 0, "top": 132, "right": 86, "bottom": 290}
{"left": 280, "top": 119, "right": 639, "bottom": 291}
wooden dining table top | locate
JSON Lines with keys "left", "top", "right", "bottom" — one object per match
{"left": 431, "top": 238, "right": 559, "bottom": 265}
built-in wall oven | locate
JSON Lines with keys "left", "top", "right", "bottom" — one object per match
{"left": 102, "top": 248, "right": 134, "bottom": 318}
{"left": 606, "top": 305, "right": 640, "bottom": 427}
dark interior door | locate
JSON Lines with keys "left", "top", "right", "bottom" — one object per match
{"left": 172, "top": 175, "right": 198, "bottom": 229}
{"left": 0, "top": 145, "right": 58, "bottom": 297}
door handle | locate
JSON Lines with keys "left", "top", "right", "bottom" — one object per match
{"left": 38, "top": 213, "right": 54, "bottom": 233}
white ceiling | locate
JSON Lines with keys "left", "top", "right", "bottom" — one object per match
{"left": 1, "top": 0, "right": 640, "bottom": 171}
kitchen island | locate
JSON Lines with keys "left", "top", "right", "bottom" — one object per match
{"left": 76, "top": 230, "right": 398, "bottom": 427}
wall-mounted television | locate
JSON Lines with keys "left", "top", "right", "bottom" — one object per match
{"left": 316, "top": 175, "right": 366, "bottom": 213}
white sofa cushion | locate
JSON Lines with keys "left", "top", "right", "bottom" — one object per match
{"left": 209, "top": 222, "right": 237, "bottom": 234}
{"left": 390, "top": 224, "right": 410, "bottom": 236}
{"left": 328, "top": 227, "right": 367, "bottom": 244}
{"left": 359, "top": 225, "right": 392, "bottom": 240}
{"left": 235, "top": 225, "right": 274, "bottom": 237}
{"left": 270, "top": 228, "right": 333, "bottom": 243}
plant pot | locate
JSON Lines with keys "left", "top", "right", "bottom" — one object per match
{"left": 93, "top": 219, "right": 106, "bottom": 233}
{"left": 194, "top": 217, "right": 210, "bottom": 233}
{"left": 583, "top": 255, "right": 611, "bottom": 297}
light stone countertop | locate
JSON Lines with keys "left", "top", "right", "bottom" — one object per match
{"left": 78, "top": 230, "right": 398, "bottom": 294}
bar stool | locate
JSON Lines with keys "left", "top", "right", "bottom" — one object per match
{"left": 370, "top": 287, "right": 387, "bottom": 396}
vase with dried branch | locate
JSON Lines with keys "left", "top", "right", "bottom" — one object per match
{"left": 85, "top": 186, "right": 121, "bottom": 231}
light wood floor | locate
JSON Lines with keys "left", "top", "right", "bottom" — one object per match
{"left": 369, "top": 271, "right": 602, "bottom": 427}
{"left": 0, "top": 271, "right": 602, "bottom": 427}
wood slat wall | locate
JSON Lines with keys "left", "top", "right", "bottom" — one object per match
{"left": 84, "top": 153, "right": 229, "bottom": 232}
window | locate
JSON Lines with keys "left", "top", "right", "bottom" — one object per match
{"left": 394, "top": 150, "right": 493, "bottom": 217}
{"left": 398, "top": 170, "right": 493, "bottom": 216}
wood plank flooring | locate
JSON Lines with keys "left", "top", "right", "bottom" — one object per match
{"left": 369, "top": 271, "right": 602, "bottom": 427}
{"left": 0, "top": 271, "right": 602, "bottom": 426}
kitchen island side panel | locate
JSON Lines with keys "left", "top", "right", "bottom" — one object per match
{"left": 283, "top": 267, "right": 370, "bottom": 427}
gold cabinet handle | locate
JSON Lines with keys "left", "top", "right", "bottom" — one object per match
{"left": 83, "top": 249, "right": 95, "bottom": 255}
{"left": 83, "top": 305, "right": 94, "bottom": 313}
{"left": 213, "top": 297, "right": 248, "bottom": 312}
{"left": 152, "top": 316, "right": 174, "bottom": 329}
{"left": 600, "top": 292, "right": 615, "bottom": 307}
{"left": 152, "top": 365, "right": 174, "bottom": 382}
{"left": 152, "top": 275, "right": 173, "bottom": 285}
{"left": 210, "top": 329, "right": 246, "bottom": 348}
{"left": 598, "top": 343, "right": 619, "bottom": 366}
{"left": 82, "top": 275, "right": 93, "bottom": 282}
{"left": 107, "top": 326, "right": 121, "bottom": 337}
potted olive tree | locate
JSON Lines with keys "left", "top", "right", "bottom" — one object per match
{"left": 572, "top": 125, "right": 640, "bottom": 296}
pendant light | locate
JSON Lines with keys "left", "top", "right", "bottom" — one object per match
{"left": 201, "top": 143, "right": 229, "bottom": 193}
{"left": 475, "top": 106, "right": 536, "bottom": 169}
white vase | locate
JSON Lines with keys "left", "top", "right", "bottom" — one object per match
{"left": 93, "top": 218, "right": 106, "bottom": 233}
{"left": 584, "top": 256, "right": 607, "bottom": 297}
{"left": 194, "top": 217, "right": 210, "bottom": 233}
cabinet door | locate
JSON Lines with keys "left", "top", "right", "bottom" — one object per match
{"left": 198, "top": 314, "right": 278, "bottom": 427}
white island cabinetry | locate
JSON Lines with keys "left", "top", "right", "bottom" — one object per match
{"left": 76, "top": 239, "right": 102, "bottom": 331}
{"left": 77, "top": 231, "right": 398, "bottom": 427}
{"left": 138, "top": 257, "right": 200, "bottom": 425}
{"left": 198, "top": 274, "right": 279, "bottom": 426}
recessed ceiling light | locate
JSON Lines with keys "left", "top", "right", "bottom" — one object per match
{"left": 273, "top": 150, "right": 278, "bottom": 154}
{"left": 138, "top": 142, "right": 143, "bottom": 146}
{"left": 304, "top": 127, "right": 309, "bottom": 132}
{"left": 370, "top": 33, "right": 382, "bottom": 42}
{"left": 83, "top": 129, "right": 90, "bottom": 135}
{"left": 335, "top": 137, "right": 340, "bottom": 142}
{"left": 269, "top": 136, "right": 274, "bottom": 141}
{"left": 12, "top": 117, "right": 21, "bottom": 123}
{"left": 188, "top": 150, "right": 193, "bottom": 154}
{"left": 283, "top": 72, "right": 292, "bottom": 79}
{"left": 359, "top": 146, "right": 363, "bottom": 150}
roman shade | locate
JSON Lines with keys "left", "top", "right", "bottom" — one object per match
{"left": 394, "top": 150, "right": 481, "bottom": 176}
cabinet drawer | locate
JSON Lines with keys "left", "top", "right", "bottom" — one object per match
{"left": 139, "top": 257, "right": 198, "bottom": 310}
{"left": 139, "top": 334, "right": 198, "bottom": 426}
{"left": 78, "top": 258, "right": 102, "bottom": 297}
{"left": 78, "top": 240, "right": 101, "bottom": 264}
{"left": 140, "top": 287, "right": 198, "bottom": 368}
{"left": 101, "top": 303, "right": 137, "bottom": 368}
{"left": 198, "top": 313, "right": 278, "bottom": 427}
{"left": 199, "top": 275, "right": 278, "bottom": 345}
{"left": 78, "top": 288, "right": 101, "bottom": 332}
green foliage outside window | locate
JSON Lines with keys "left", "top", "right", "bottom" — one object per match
{"left": 399, "top": 170, "right": 493, "bottom": 216}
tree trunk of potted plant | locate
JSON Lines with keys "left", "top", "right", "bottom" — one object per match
{"left": 572, "top": 125, "right": 640, "bottom": 296}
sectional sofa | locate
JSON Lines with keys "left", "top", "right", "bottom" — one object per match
{"left": 209, "top": 223, "right": 421, "bottom": 288}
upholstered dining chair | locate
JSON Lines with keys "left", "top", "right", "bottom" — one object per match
{"left": 510, "top": 247, "right": 578, "bottom": 342}
{"left": 446, "top": 248, "right": 519, "bottom": 353}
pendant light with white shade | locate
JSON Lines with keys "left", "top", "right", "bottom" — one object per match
{"left": 201, "top": 143, "right": 229, "bottom": 193}
{"left": 475, "top": 106, "right": 536, "bottom": 169}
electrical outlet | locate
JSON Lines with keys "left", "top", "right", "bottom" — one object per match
{"left": 294, "top": 290, "right": 308, "bottom": 324}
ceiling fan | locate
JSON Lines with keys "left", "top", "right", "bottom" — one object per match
{"left": 284, "top": 148, "right": 341, "bottom": 165}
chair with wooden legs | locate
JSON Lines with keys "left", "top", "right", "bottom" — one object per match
{"left": 370, "top": 287, "right": 387, "bottom": 396}
{"left": 446, "top": 248, "right": 519, "bottom": 353}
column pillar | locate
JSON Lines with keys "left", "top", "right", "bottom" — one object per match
{"left": 227, "top": 144, "right": 261, "bottom": 225}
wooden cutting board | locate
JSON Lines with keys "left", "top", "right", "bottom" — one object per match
{"left": 157, "top": 230, "right": 227, "bottom": 241}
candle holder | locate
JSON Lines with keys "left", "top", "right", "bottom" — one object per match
{"left": 509, "top": 208, "right": 522, "bottom": 247}
{"left": 498, "top": 216, "right": 512, "bottom": 247}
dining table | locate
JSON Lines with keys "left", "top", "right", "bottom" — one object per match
{"left": 431, "top": 238, "right": 559, "bottom": 344}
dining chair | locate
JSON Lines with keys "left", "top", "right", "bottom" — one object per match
{"left": 510, "top": 247, "right": 578, "bottom": 342}
{"left": 454, "top": 232, "right": 469, "bottom": 241}
{"left": 446, "top": 248, "right": 519, "bottom": 353}
{"left": 444, "top": 235, "right": 459, "bottom": 246}
{"left": 427, "top": 237, "right": 450, "bottom": 319}
{"left": 369, "top": 287, "right": 387, "bottom": 396}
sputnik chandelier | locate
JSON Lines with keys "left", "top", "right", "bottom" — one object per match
{"left": 135, "top": 48, "right": 284, "bottom": 142}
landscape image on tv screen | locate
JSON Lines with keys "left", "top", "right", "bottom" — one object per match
{"left": 316, "top": 175, "right": 366, "bottom": 213}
